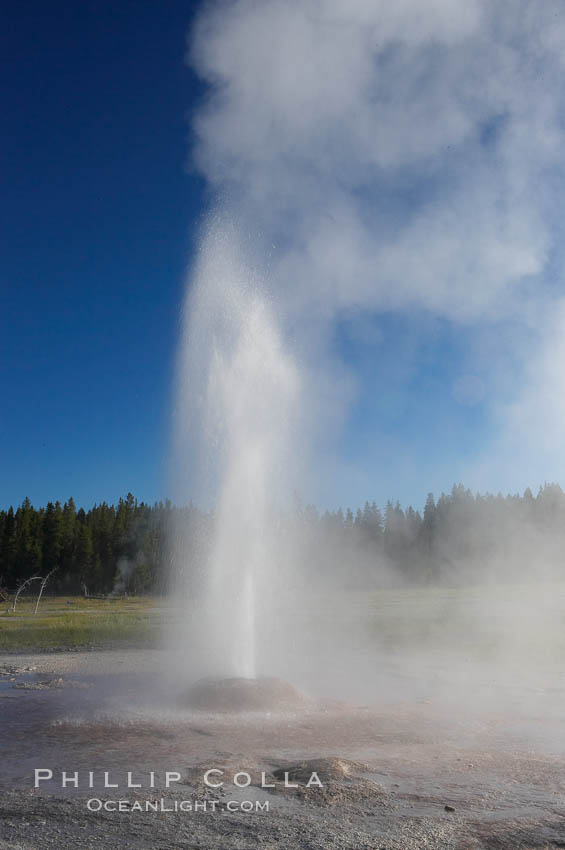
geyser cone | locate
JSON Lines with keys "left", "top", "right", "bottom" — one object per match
{"left": 182, "top": 676, "right": 308, "bottom": 712}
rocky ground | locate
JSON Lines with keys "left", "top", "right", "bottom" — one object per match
{"left": 1, "top": 650, "right": 565, "bottom": 849}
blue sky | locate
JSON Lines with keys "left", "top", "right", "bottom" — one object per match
{"left": 2, "top": 1, "right": 204, "bottom": 509}
{"left": 3, "top": 1, "right": 565, "bottom": 513}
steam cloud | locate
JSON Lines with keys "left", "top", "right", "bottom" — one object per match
{"left": 187, "top": 0, "right": 565, "bottom": 499}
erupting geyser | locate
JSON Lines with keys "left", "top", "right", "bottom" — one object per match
{"left": 170, "top": 217, "right": 300, "bottom": 687}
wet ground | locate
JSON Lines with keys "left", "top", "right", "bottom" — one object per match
{"left": 1, "top": 649, "right": 565, "bottom": 848}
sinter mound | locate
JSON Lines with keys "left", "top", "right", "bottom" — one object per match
{"left": 273, "top": 758, "right": 369, "bottom": 783}
{"left": 183, "top": 676, "right": 307, "bottom": 712}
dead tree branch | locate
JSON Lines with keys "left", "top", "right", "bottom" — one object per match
{"left": 34, "top": 568, "right": 58, "bottom": 615}
{"left": 12, "top": 576, "right": 41, "bottom": 612}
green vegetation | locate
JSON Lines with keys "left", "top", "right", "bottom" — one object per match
{"left": 0, "top": 596, "right": 160, "bottom": 650}
{"left": 2, "top": 483, "right": 565, "bottom": 601}
{"left": 0, "top": 493, "right": 176, "bottom": 597}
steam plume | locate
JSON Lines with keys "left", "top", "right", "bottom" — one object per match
{"left": 187, "top": 0, "right": 565, "bottom": 496}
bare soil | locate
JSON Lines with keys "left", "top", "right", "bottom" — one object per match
{"left": 0, "top": 650, "right": 564, "bottom": 849}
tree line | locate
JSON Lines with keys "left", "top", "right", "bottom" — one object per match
{"left": 1, "top": 483, "right": 564, "bottom": 595}
{"left": 0, "top": 494, "right": 173, "bottom": 596}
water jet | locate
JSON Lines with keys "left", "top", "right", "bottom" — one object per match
{"left": 169, "top": 220, "right": 301, "bottom": 697}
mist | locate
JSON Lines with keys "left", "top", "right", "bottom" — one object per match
{"left": 187, "top": 0, "right": 565, "bottom": 499}
{"left": 166, "top": 0, "right": 565, "bottom": 725}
